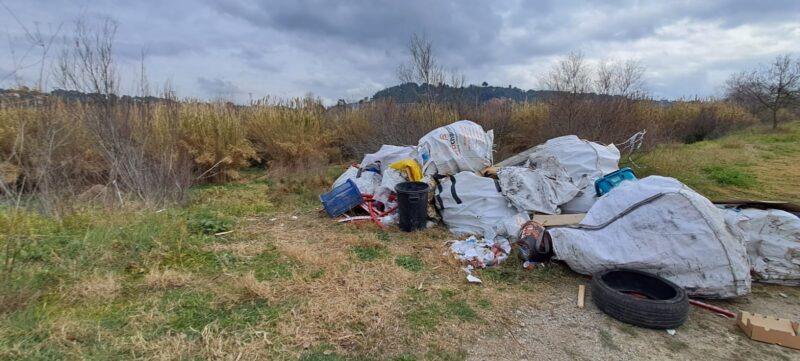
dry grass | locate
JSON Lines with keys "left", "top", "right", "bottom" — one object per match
{"left": 69, "top": 272, "right": 120, "bottom": 301}
{"left": 143, "top": 269, "right": 194, "bottom": 289}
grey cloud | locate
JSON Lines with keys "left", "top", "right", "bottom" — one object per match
{"left": 1, "top": 0, "right": 800, "bottom": 101}
{"left": 197, "top": 77, "right": 244, "bottom": 97}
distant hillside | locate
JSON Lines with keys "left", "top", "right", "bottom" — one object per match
{"left": 371, "top": 83, "right": 562, "bottom": 103}
{"left": 0, "top": 88, "right": 172, "bottom": 105}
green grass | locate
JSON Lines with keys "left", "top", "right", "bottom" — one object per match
{"left": 395, "top": 255, "right": 423, "bottom": 272}
{"left": 403, "top": 288, "right": 478, "bottom": 330}
{"left": 351, "top": 244, "right": 388, "bottom": 261}
{"left": 703, "top": 166, "right": 756, "bottom": 187}
{"left": 633, "top": 122, "right": 800, "bottom": 201}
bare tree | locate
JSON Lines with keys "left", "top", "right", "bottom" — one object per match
{"left": 397, "top": 33, "right": 444, "bottom": 86}
{"left": 726, "top": 54, "right": 800, "bottom": 128}
{"left": 544, "top": 51, "right": 593, "bottom": 94}
{"left": 55, "top": 17, "right": 119, "bottom": 96}
{"left": 0, "top": 2, "right": 63, "bottom": 90}
{"left": 543, "top": 52, "right": 649, "bottom": 137}
{"left": 396, "top": 33, "right": 465, "bottom": 102}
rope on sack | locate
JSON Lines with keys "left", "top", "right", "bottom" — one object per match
{"left": 618, "top": 130, "right": 647, "bottom": 169}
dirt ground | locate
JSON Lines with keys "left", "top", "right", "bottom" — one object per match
{"left": 467, "top": 277, "right": 800, "bottom": 361}
{"left": 252, "top": 212, "right": 800, "bottom": 361}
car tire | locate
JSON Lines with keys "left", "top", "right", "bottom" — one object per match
{"left": 591, "top": 269, "right": 689, "bottom": 329}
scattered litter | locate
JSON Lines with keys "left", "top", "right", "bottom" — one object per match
{"left": 577, "top": 285, "right": 585, "bottom": 308}
{"left": 214, "top": 230, "right": 234, "bottom": 236}
{"left": 461, "top": 265, "right": 482, "bottom": 284}
{"left": 291, "top": 216, "right": 298, "bottom": 220}
{"left": 666, "top": 329, "right": 676, "bottom": 336}
{"left": 594, "top": 167, "right": 637, "bottom": 197}
{"left": 689, "top": 299, "right": 736, "bottom": 319}
{"left": 780, "top": 292, "right": 789, "bottom": 298}
{"left": 517, "top": 220, "right": 551, "bottom": 262}
{"left": 737, "top": 311, "right": 800, "bottom": 350}
{"left": 449, "top": 236, "right": 511, "bottom": 268}
{"left": 269, "top": 218, "right": 277, "bottom": 221}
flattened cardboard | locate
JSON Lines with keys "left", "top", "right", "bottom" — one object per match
{"left": 532, "top": 213, "right": 586, "bottom": 227}
{"left": 737, "top": 311, "right": 800, "bottom": 350}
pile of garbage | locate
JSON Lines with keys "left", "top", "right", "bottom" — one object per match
{"left": 323, "top": 120, "right": 800, "bottom": 299}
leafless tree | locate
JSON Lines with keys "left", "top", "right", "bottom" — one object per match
{"left": 726, "top": 54, "right": 800, "bottom": 128}
{"left": 55, "top": 16, "right": 119, "bottom": 95}
{"left": 0, "top": 2, "right": 63, "bottom": 90}
{"left": 544, "top": 51, "right": 593, "bottom": 94}
{"left": 397, "top": 33, "right": 445, "bottom": 86}
{"left": 543, "top": 52, "right": 649, "bottom": 137}
{"left": 397, "top": 33, "right": 465, "bottom": 102}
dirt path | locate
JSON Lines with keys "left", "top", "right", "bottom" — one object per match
{"left": 467, "top": 278, "right": 800, "bottom": 361}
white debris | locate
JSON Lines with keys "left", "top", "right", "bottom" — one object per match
{"left": 449, "top": 236, "right": 511, "bottom": 268}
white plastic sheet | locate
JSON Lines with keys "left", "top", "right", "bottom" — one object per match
{"left": 524, "top": 135, "right": 620, "bottom": 213}
{"left": 496, "top": 156, "right": 580, "bottom": 214}
{"left": 434, "top": 171, "right": 526, "bottom": 240}
{"left": 360, "top": 145, "right": 418, "bottom": 172}
{"left": 332, "top": 166, "right": 381, "bottom": 195}
{"left": 549, "top": 176, "right": 751, "bottom": 298}
{"left": 418, "top": 120, "right": 494, "bottom": 176}
{"left": 724, "top": 208, "right": 800, "bottom": 286}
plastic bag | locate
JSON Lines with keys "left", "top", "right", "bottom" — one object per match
{"left": 418, "top": 120, "right": 494, "bottom": 176}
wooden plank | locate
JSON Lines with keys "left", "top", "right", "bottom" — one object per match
{"left": 577, "top": 285, "right": 586, "bottom": 308}
{"left": 532, "top": 213, "right": 586, "bottom": 227}
{"left": 496, "top": 146, "right": 538, "bottom": 167}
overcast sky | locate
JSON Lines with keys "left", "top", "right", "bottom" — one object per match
{"left": 2, "top": 0, "right": 799, "bottom": 104}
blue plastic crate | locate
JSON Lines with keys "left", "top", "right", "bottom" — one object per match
{"left": 320, "top": 179, "right": 363, "bottom": 217}
{"left": 595, "top": 167, "right": 637, "bottom": 197}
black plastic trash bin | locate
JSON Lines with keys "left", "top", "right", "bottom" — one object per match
{"left": 395, "top": 181, "right": 430, "bottom": 232}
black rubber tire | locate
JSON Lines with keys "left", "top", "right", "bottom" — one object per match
{"left": 591, "top": 269, "right": 689, "bottom": 329}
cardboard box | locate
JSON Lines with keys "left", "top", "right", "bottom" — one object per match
{"left": 532, "top": 213, "right": 586, "bottom": 227}
{"left": 737, "top": 311, "right": 800, "bottom": 350}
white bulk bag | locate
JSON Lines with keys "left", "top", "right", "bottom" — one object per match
{"left": 418, "top": 120, "right": 494, "bottom": 176}
{"left": 525, "top": 135, "right": 620, "bottom": 213}
{"left": 549, "top": 176, "right": 751, "bottom": 298}
{"left": 496, "top": 156, "right": 580, "bottom": 214}
{"left": 434, "top": 171, "right": 522, "bottom": 240}
{"left": 724, "top": 208, "right": 800, "bottom": 286}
